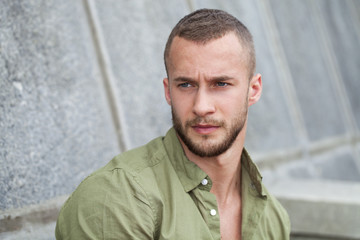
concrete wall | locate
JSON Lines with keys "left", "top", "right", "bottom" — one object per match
{"left": 0, "top": 0, "right": 359, "bottom": 239}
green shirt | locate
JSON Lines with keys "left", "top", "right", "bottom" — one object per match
{"left": 56, "top": 128, "right": 290, "bottom": 239}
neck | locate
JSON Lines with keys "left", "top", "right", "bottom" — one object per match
{"left": 181, "top": 130, "right": 246, "bottom": 204}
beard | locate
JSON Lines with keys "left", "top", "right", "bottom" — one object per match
{"left": 171, "top": 100, "right": 248, "bottom": 158}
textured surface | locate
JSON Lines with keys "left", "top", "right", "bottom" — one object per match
{"left": 262, "top": 145, "right": 360, "bottom": 183}
{"left": 270, "top": 179, "right": 360, "bottom": 239}
{"left": 268, "top": 0, "right": 347, "bottom": 142}
{"left": 0, "top": 0, "right": 119, "bottom": 209}
{"left": 318, "top": 0, "right": 360, "bottom": 129}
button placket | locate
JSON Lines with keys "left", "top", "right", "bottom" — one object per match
{"left": 190, "top": 187, "right": 221, "bottom": 240}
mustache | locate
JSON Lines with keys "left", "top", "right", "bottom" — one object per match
{"left": 185, "top": 117, "right": 225, "bottom": 127}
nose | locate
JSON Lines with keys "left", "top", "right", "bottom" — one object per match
{"left": 192, "top": 88, "right": 215, "bottom": 117}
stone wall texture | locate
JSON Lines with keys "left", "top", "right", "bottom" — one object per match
{"left": 1, "top": 0, "right": 359, "bottom": 239}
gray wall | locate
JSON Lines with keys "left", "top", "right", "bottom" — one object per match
{"left": 1, "top": 0, "right": 359, "bottom": 239}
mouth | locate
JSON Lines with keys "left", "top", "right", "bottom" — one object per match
{"left": 192, "top": 124, "right": 219, "bottom": 135}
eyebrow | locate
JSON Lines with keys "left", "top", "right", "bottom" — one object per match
{"left": 173, "top": 75, "right": 234, "bottom": 83}
{"left": 173, "top": 76, "right": 194, "bottom": 82}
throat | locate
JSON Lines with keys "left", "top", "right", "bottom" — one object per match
{"left": 209, "top": 161, "right": 242, "bottom": 204}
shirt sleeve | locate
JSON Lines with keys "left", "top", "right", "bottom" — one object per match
{"left": 55, "top": 168, "right": 155, "bottom": 240}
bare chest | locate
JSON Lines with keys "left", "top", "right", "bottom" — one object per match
{"left": 218, "top": 201, "right": 242, "bottom": 240}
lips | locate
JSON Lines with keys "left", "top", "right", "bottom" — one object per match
{"left": 192, "top": 124, "right": 219, "bottom": 134}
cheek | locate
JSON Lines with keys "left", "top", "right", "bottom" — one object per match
{"left": 172, "top": 100, "right": 188, "bottom": 116}
{"left": 218, "top": 91, "right": 243, "bottom": 105}
{"left": 220, "top": 94, "right": 248, "bottom": 113}
{"left": 171, "top": 94, "right": 194, "bottom": 117}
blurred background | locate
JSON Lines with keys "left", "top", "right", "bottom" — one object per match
{"left": 0, "top": 0, "right": 359, "bottom": 239}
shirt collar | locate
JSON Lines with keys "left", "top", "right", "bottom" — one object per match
{"left": 163, "top": 128, "right": 207, "bottom": 192}
{"left": 163, "top": 127, "right": 265, "bottom": 197}
{"left": 241, "top": 148, "right": 266, "bottom": 197}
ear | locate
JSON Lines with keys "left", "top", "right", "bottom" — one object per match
{"left": 163, "top": 78, "right": 171, "bottom": 105}
{"left": 248, "top": 73, "right": 262, "bottom": 107}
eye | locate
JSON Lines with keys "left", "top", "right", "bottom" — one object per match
{"left": 216, "top": 82, "right": 228, "bottom": 87}
{"left": 178, "top": 82, "right": 192, "bottom": 88}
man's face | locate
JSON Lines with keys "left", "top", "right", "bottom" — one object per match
{"left": 164, "top": 33, "right": 258, "bottom": 157}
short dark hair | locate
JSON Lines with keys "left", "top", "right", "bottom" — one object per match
{"left": 164, "top": 9, "right": 256, "bottom": 79}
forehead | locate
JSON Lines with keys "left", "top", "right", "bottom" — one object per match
{"left": 167, "top": 33, "right": 247, "bottom": 79}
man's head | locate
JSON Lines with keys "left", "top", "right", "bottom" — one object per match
{"left": 164, "top": 8, "right": 256, "bottom": 80}
{"left": 163, "top": 9, "right": 262, "bottom": 158}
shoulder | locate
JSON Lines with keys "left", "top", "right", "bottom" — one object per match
{"left": 103, "top": 136, "right": 166, "bottom": 173}
{"left": 56, "top": 136, "right": 168, "bottom": 239}
{"left": 61, "top": 135, "right": 168, "bottom": 209}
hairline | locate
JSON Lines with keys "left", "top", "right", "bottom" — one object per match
{"left": 164, "top": 30, "right": 255, "bottom": 80}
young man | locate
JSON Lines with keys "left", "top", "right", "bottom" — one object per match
{"left": 56, "top": 9, "right": 290, "bottom": 240}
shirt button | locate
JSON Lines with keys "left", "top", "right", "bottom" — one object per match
{"left": 210, "top": 209, "right": 217, "bottom": 216}
{"left": 201, "top": 179, "right": 208, "bottom": 185}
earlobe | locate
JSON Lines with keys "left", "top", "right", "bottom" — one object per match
{"left": 163, "top": 78, "right": 171, "bottom": 105}
{"left": 248, "top": 73, "right": 262, "bottom": 106}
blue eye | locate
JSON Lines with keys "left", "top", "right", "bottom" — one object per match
{"left": 216, "top": 82, "right": 228, "bottom": 87}
{"left": 179, "top": 83, "right": 191, "bottom": 88}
